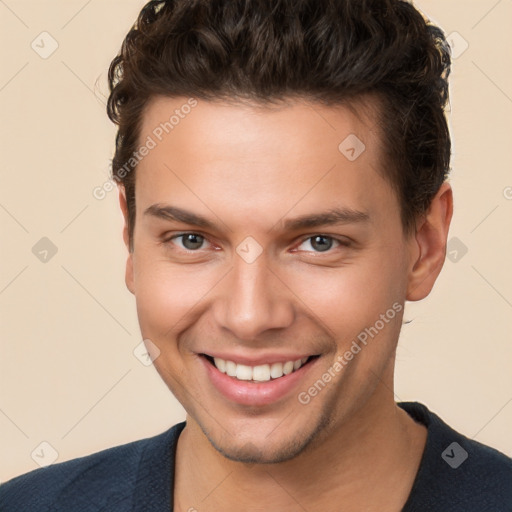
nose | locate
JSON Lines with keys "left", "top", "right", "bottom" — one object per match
{"left": 212, "top": 255, "right": 295, "bottom": 341}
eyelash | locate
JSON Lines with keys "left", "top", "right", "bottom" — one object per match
{"left": 295, "top": 235, "right": 348, "bottom": 253}
{"left": 163, "top": 232, "right": 351, "bottom": 254}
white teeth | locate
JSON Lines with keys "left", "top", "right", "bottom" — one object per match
{"left": 252, "top": 364, "right": 271, "bottom": 382}
{"left": 235, "top": 364, "right": 253, "bottom": 381}
{"left": 225, "top": 360, "right": 237, "bottom": 377}
{"left": 211, "top": 356, "right": 310, "bottom": 381}
{"left": 214, "top": 357, "right": 226, "bottom": 373}
{"left": 282, "top": 361, "right": 294, "bottom": 375}
{"left": 270, "top": 362, "right": 283, "bottom": 379}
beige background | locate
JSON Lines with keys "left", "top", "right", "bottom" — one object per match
{"left": 1, "top": 0, "right": 511, "bottom": 482}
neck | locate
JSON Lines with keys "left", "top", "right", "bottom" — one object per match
{"left": 173, "top": 379, "right": 427, "bottom": 511}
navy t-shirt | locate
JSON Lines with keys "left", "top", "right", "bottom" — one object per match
{"left": 1, "top": 402, "right": 511, "bottom": 511}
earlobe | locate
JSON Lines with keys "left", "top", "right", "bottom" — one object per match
{"left": 118, "top": 186, "right": 135, "bottom": 295}
{"left": 406, "top": 182, "right": 453, "bottom": 301}
{"left": 125, "top": 254, "right": 135, "bottom": 295}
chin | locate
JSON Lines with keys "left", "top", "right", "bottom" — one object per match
{"left": 200, "top": 412, "right": 332, "bottom": 465}
{"left": 209, "top": 434, "right": 311, "bottom": 465}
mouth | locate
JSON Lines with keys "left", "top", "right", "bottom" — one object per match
{"left": 199, "top": 352, "right": 321, "bottom": 406}
{"left": 201, "top": 354, "right": 319, "bottom": 383}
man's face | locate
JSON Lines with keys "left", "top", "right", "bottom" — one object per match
{"left": 125, "top": 96, "right": 417, "bottom": 463}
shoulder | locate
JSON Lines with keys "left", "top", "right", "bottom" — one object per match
{"left": 0, "top": 423, "right": 185, "bottom": 512}
{"left": 399, "top": 402, "right": 512, "bottom": 511}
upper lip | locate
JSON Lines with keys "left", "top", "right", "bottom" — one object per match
{"left": 200, "top": 352, "right": 315, "bottom": 366}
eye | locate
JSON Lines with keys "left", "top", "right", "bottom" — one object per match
{"left": 296, "top": 235, "right": 346, "bottom": 253}
{"left": 168, "top": 232, "right": 209, "bottom": 251}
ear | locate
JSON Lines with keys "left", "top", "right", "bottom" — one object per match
{"left": 406, "top": 182, "right": 453, "bottom": 301}
{"left": 118, "top": 186, "right": 135, "bottom": 295}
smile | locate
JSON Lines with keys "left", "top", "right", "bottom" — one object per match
{"left": 199, "top": 352, "right": 321, "bottom": 406}
{"left": 207, "top": 355, "right": 312, "bottom": 382}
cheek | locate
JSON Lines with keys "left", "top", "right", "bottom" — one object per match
{"left": 132, "top": 251, "right": 217, "bottom": 339}
{"left": 284, "top": 250, "right": 407, "bottom": 341}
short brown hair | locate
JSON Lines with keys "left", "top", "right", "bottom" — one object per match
{"left": 107, "top": 0, "right": 451, "bottom": 247}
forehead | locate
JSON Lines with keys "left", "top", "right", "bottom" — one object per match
{"left": 135, "top": 96, "right": 398, "bottom": 233}
{"left": 140, "top": 95, "right": 379, "bottom": 161}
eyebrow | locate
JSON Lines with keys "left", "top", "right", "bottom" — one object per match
{"left": 144, "top": 204, "right": 370, "bottom": 232}
{"left": 144, "top": 204, "right": 218, "bottom": 230}
{"left": 279, "top": 208, "right": 370, "bottom": 231}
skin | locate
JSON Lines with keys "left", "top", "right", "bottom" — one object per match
{"left": 118, "top": 96, "right": 453, "bottom": 511}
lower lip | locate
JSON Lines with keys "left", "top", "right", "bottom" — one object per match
{"left": 201, "top": 356, "right": 318, "bottom": 407}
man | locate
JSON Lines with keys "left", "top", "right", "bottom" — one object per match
{"left": 2, "top": 0, "right": 511, "bottom": 510}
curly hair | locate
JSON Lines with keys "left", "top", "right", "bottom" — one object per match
{"left": 107, "top": 0, "right": 451, "bottom": 247}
